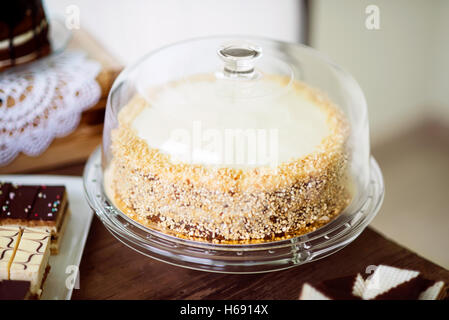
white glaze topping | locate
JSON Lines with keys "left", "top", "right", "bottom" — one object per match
{"left": 131, "top": 77, "right": 332, "bottom": 168}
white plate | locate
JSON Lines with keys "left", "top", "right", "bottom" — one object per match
{"left": 0, "top": 175, "right": 93, "bottom": 300}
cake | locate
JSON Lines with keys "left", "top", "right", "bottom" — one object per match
{"left": 9, "top": 227, "right": 51, "bottom": 296}
{"left": 0, "top": 182, "right": 72, "bottom": 299}
{"left": 0, "top": 226, "right": 51, "bottom": 298}
{"left": 0, "top": 0, "right": 51, "bottom": 70}
{"left": 0, "top": 226, "right": 20, "bottom": 281}
{"left": 105, "top": 75, "right": 351, "bottom": 243}
{"left": 0, "top": 182, "right": 71, "bottom": 254}
{"left": 299, "top": 265, "right": 448, "bottom": 300}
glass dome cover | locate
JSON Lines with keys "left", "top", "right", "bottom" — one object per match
{"left": 84, "top": 36, "right": 383, "bottom": 273}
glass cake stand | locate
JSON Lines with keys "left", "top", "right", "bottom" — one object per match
{"left": 83, "top": 147, "right": 384, "bottom": 274}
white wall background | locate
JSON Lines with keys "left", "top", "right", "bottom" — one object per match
{"left": 45, "top": 0, "right": 304, "bottom": 65}
{"left": 428, "top": 0, "right": 449, "bottom": 121}
{"left": 310, "top": 0, "right": 449, "bottom": 144}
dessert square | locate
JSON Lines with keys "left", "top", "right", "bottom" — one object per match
{"left": 0, "top": 185, "right": 39, "bottom": 223}
{"left": 0, "top": 226, "right": 21, "bottom": 280}
{"left": 29, "top": 186, "right": 67, "bottom": 223}
{"left": 27, "top": 186, "right": 70, "bottom": 254}
{"left": 0, "top": 183, "right": 70, "bottom": 254}
{"left": 9, "top": 228, "right": 51, "bottom": 297}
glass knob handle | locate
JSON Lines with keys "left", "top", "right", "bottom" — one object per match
{"left": 217, "top": 42, "right": 262, "bottom": 79}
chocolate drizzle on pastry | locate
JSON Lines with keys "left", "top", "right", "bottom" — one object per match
{"left": 2, "top": 231, "right": 19, "bottom": 250}
{"left": 0, "top": 225, "right": 51, "bottom": 299}
{"left": 0, "top": 237, "right": 18, "bottom": 261}
{"left": 13, "top": 234, "right": 49, "bottom": 270}
{"left": 9, "top": 227, "right": 51, "bottom": 297}
{"left": 0, "top": 226, "right": 21, "bottom": 281}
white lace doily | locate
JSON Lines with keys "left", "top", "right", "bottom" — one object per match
{"left": 0, "top": 51, "right": 101, "bottom": 166}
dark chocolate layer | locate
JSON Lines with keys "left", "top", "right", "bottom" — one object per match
{"left": 0, "top": 185, "right": 39, "bottom": 220}
{"left": 0, "top": 1, "right": 46, "bottom": 38}
{"left": 374, "top": 275, "right": 436, "bottom": 300}
{"left": 0, "top": 183, "right": 12, "bottom": 209}
{"left": 0, "top": 28, "right": 50, "bottom": 61}
{"left": 301, "top": 271, "right": 446, "bottom": 300}
{"left": 29, "top": 186, "right": 66, "bottom": 221}
{"left": 314, "top": 275, "right": 361, "bottom": 300}
{"left": 0, "top": 280, "right": 30, "bottom": 300}
{"left": 0, "top": 182, "right": 67, "bottom": 225}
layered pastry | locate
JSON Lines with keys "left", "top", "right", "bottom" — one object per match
{"left": 0, "top": 226, "right": 20, "bottom": 280}
{"left": 0, "top": 226, "right": 51, "bottom": 299}
{"left": 299, "top": 265, "right": 448, "bottom": 300}
{"left": 0, "top": 0, "right": 51, "bottom": 70}
{"left": 9, "top": 227, "right": 51, "bottom": 297}
{"left": 105, "top": 75, "right": 351, "bottom": 243}
{"left": 0, "top": 183, "right": 70, "bottom": 254}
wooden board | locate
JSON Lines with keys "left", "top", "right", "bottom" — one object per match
{"left": 72, "top": 217, "right": 449, "bottom": 300}
{"left": 0, "top": 29, "right": 122, "bottom": 174}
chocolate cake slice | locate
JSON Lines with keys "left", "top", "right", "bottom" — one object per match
{"left": 9, "top": 227, "right": 51, "bottom": 297}
{"left": 0, "top": 0, "right": 51, "bottom": 70}
{"left": 27, "top": 185, "right": 70, "bottom": 254}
